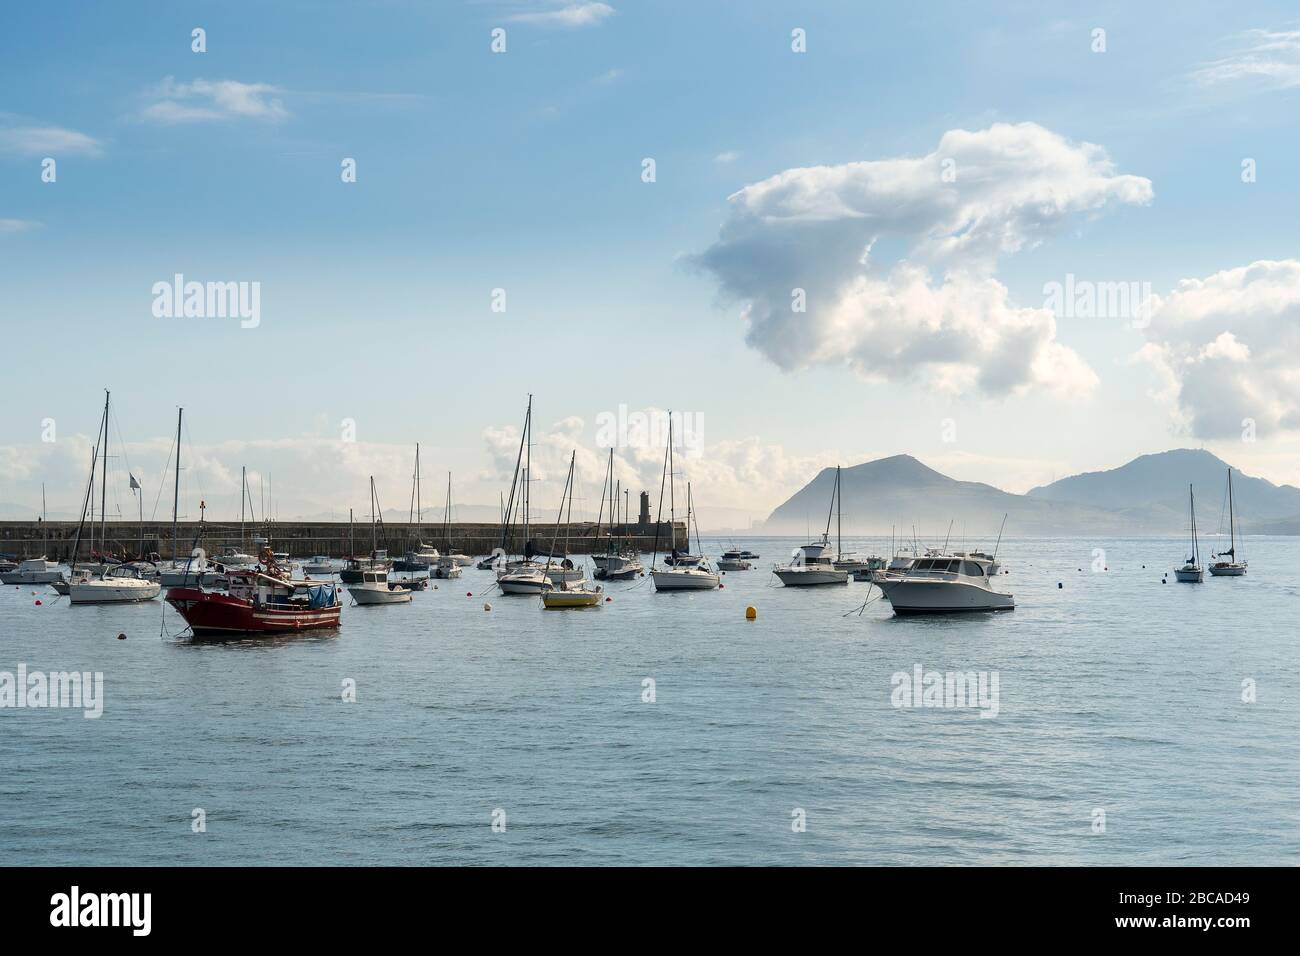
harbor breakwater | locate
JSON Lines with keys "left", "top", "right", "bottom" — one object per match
{"left": 0, "top": 520, "right": 687, "bottom": 561}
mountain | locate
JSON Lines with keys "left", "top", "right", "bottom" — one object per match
{"left": 765, "top": 449, "right": 1300, "bottom": 537}
{"left": 765, "top": 455, "right": 1131, "bottom": 538}
{"left": 1026, "top": 449, "right": 1300, "bottom": 531}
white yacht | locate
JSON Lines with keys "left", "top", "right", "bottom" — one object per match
{"left": 68, "top": 564, "right": 162, "bottom": 604}
{"left": 497, "top": 564, "right": 552, "bottom": 595}
{"left": 432, "top": 554, "right": 463, "bottom": 579}
{"left": 302, "top": 555, "right": 336, "bottom": 575}
{"left": 214, "top": 547, "right": 257, "bottom": 568}
{"left": 873, "top": 554, "right": 1013, "bottom": 614}
{"left": 774, "top": 465, "right": 849, "bottom": 587}
{"left": 1208, "top": 468, "right": 1246, "bottom": 577}
{"left": 650, "top": 472, "right": 719, "bottom": 592}
{"left": 348, "top": 569, "right": 413, "bottom": 605}
{"left": 1174, "top": 483, "right": 1204, "bottom": 583}
{"left": 0, "top": 557, "right": 64, "bottom": 585}
{"left": 716, "top": 549, "right": 753, "bottom": 571}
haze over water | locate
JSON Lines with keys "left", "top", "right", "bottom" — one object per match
{"left": 2, "top": 536, "right": 1295, "bottom": 865}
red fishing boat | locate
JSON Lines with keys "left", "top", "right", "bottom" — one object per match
{"left": 166, "top": 549, "right": 341, "bottom": 635}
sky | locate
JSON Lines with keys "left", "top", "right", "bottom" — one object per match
{"left": 3, "top": 1, "right": 1300, "bottom": 532}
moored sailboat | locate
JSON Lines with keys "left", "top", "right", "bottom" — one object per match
{"left": 1174, "top": 484, "right": 1204, "bottom": 583}
{"left": 1208, "top": 468, "right": 1247, "bottom": 577}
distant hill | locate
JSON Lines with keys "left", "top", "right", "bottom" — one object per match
{"left": 765, "top": 455, "right": 1132, "bottom": 538}
{"left": 765, "top": 450, "right": 1300, "bottom": 536}
{"left": 1026, "top": 449, "right": 1300, "bottom": 532}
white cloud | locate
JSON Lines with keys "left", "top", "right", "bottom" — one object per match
{"left": 691, "top": 122, "right": 1150, "bottom": 398}
{"left": 713, "top": 150, "right": 740, "bottom": 164}
{"left": 0, "top": 124, "right": 102, "bottom": 157}
{"left": 0, "top": 218, "right": 40, "bottom": 235}
{"left": 140, "top": 78, "right": 288, "bottom": 124}
{"left": 508, "top": 3, "right": 614, "bottom": 28}
{"left": 1138, "top": 260, "right": 1300, "bottom": 439}
{"left": 1192, "top": 29, "right": 1300, "bottom": 90}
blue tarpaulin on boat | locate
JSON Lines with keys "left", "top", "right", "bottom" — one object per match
{"left": 307, "top": 584, "right": 336, "bottom": 608}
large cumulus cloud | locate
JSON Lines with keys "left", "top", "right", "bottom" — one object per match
{"left": 691, "top": 122, "right": 1152, "bottom": 397}
{"left": 1139, "top": 259, "right": 1300, "bottom": 438}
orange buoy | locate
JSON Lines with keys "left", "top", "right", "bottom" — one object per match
{"left": 745, "top": 606, "right": 756, "bottom": 620}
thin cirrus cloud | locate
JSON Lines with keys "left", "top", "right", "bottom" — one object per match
{"left": 1192, "top": 28, "right": 1300, "bottom": 90}
{"left": 689, "top": 122, "right": 1154, "bottom": 400}
{"left": 507, "top": 2, "right": 614, "bottom": 28}
{"left": 138, "top": 77, "right": 289, "bottom": 124}
{"left": 1137, "top": 260, "right": 1300, "bottom": 439}
{"left": 0, "top": 123, "right": 102, "bottom": 157}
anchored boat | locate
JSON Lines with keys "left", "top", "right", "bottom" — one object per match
{"left": 167, "top": 553, "right": 341, "bottom": 634}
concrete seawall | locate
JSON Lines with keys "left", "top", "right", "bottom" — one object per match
{"left": 0, "top": 520, "right": 687, "bottom": 561}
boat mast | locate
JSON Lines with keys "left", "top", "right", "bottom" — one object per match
{"left": 172, "top": 408, "right": 182, "bottom": 563}
{"left": 99, "top": 389, "right": 109, "bottom": 556}
{"left": 41, "top": 483, "right": 47, "bottom": 558}
{"left": 649, "top": 417, "right": 672, "bottom": 569}
{"left": 1228, "top": 468, "right": 1237, "bottom": 559}
{"left": 1189, "top": 483, "right": 1199, "bottom": 565}
{"left": 370, "top": 476, "right": 377, "bottom": 553}
{"left": 240, "top": 465, "right": 246, "bottom": 551}
{"left": 544, "top": 452, "right": 576, "bottom": 578}
{"left": 444, "top": 472, "right": 452, "bottom": 553}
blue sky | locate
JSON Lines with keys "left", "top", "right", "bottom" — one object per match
{"left": 3, "top": 1, "right": 1300, "bottom": 529}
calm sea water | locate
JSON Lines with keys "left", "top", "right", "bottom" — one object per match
{"left": 2, "top": 536, "right": 1297, "bottom": 866}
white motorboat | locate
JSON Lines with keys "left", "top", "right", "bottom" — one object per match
{"left": 69, "top": 564, "right": 162, "bottom": 604}
{"left": 497, "top": 565, "right": 552, "bottom": 595}
{"left": 774, "top": 465, "right": 849, "bottom": 586}
{"left": 301, "top": 555, "right": 335, "bottom": 575}
{"left": 1174, "top": 483, "right": 1205, "bottom": 583}
{"left": 158, "top": 560, "right": 226, "bottom": 589}
{"left": 594, "top": 552, "right": 644, "bottom": 579}
{"left": 348, "top": 569, "right": 413, "bottom": 605}
{"left": 0, "top": 557, "right": 64, "bottom": 585}
{"left": 873, "top": 554, "right": 1013, "bottom": 614}
{"left": 1208, "top": 468, "right": 1247, "bottom": 577}
{"left": 716, "top": 549, "right": 753, "bottom": 571}
{"left": 214, "top": 547, "right": 257, "bottom": 568}
{"left": 432, "top": 554, "right": 463, "bottom": 579}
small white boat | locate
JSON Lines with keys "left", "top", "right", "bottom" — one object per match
{"left": 874, "top": 554, "right": 1013, "bottom": 614}
{"left": 593, "top": 552, "right": 644, "bottom": 579}
{"left": 716, "top": 549, "right": 753, "bottom": 571}
{"left": 1208, "top": 468, "right": 1247, "bottom": 577}
{"left": 348, "top": 569, "right": 413, "bottom": 605}
{"left": 541, "top": 580, "right": 603, "bottom": 608}
{"left": 301, "top": 555, "right": 335, "bottom": 574}
{"left": 652, "top": 562, "right": 720, "bottom": 590}
{"left": 0, "top": 557, "right": 64, "bottom": 585}
{"left": 432, "top": 555, "right": 463, "bottom": 579}
{"left": 214, "top": 547, "right": 257, "bottom": 568}
{"left": 497, "top": 564, "right": 553, "bottom": 595}
{"left": 68, "top": 564, "right": 162, "bottom": 604}
{"left": 774, "top": 466, "right": 849, "bottom": 586}
{"left": 1174, "top": 483, "right": 1205, "bottom": 583}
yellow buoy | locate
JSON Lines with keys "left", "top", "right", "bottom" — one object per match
{"left": 745, "top": 606, "right": 757, "bottom": 620}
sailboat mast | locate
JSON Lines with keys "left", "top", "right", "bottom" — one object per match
{"left": 172, "top": 408, "right": 182, "bottom": 562}
{"left": 837, "top": 467, "right": 842, "bottom": 554}
{"left": 99, "top": 389, "right": 109, "bottom": 554}
{"left": 1228, "top": 468, "right": 1236, "bottom": 555}
{"left": 524, "top": 397, "right": 531, "bottom": 548}
{"left": 240, "top": 465, "right": 246, "bottom": 549}
{"left": 41, "top": 483, "right": 47, "bottom": 557}
{"left": 370, "top": 477, "right": 377, "bottom": 552}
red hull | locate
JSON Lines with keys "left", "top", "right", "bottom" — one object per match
{"left": 167, "top": 587, "right": 341, "bottom": 635}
